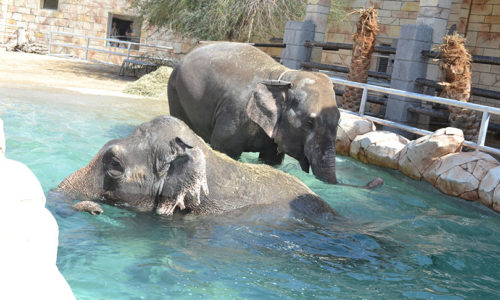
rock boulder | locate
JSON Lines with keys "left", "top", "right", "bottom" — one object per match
{"left": 336, "top": 112, "right": 376, "bottom": 155}
{"left": 478, "top": 166, "right": 500, "bottom": 212}
{"left": 424, "top": 151, "right": 499, "bottom": 201}
{"left": 398, "top": 127, "right": 464, "bottom": 180}
{"left": 350, "top": 131, "right": 409, "bottom": 169}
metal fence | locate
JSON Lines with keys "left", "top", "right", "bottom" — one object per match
{"left": 48, "top": 31, "right": 173, "bottom": 65}
{"left": 330, "top": 76, "right": 500, "bottom": 156}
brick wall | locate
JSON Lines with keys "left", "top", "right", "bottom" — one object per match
{"left": 0, "top": 0, "right": 196, "bottom": 64}
{"left": 323, "top": 0, "right": 419, "bottom": 67}
{"left": 447, "top": 0, "right": 500, "bottom": 111}
{"left": 324, "top": 0, "right": 500, "bottom": 117}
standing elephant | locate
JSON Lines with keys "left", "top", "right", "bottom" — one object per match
{"left": 168, "top": 42, "right": 375, "bottom": 186}
{"left": 56, "top": 116, "right": 337, "bottom": 218}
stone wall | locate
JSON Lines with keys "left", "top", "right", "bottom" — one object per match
{"left": 323, "top": 0, "right": 419, "bottom": 67}
{"left": 0, "top": 0, "right": 196, "bottom": 64}
{"left": 448, "top": 0, "right": 500, "bottom": 109}
{"left": 324, "top": 0, "right": 500, "bottom": 112}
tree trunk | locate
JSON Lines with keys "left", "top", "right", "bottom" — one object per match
{"left": 342, "top": 8, "right": 379, "bottom": 112}
{"left": 438, "top": 34, "right": 479, "bottom": 142}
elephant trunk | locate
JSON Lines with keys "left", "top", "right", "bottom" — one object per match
{"left": 311, "top": 146, "right": 338, "bottom": 184}
{"left": 57, "top": 155, "right": 104, "bottom": 200}
{"left": 305, "top": 134, "right": 338, "bottom": 184}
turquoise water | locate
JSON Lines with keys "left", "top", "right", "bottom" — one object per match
{"left": 1, "top": 92, "right": 499, "bottom": 299}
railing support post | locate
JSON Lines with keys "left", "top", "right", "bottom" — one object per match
{"left": 85, "top": 37, "right": 90, "bottom": 61}
{"left": 359, "top": 88, "right": 368, "bottom": 115}
{"left": 48, "top": 31, "right": 52, "bottom": 56}
{"left": 126, "top": 42, "right": 131, "bottom": 61}
{"left": 477, "top": 111, "right": 490, "bottom": 147}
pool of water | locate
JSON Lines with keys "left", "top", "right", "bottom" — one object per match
{"left": 1, "top": 90, "right": 499, "bottom": 299}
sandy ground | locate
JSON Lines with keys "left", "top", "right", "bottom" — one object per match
{"left": 0, "top": 49, "right": 169, "bottom": 119}
{"left": 0, "top": 49, "right": 141, "bottom": 97}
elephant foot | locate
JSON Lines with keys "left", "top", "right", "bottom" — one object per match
{"left": 259, "top": 150, "right": 285, "bottom": 166}
{"left": 73, "top": 201, "right": 104, "bottom": 215}
{"left": 364, "top": 177, "right": 384, "bottom": 189}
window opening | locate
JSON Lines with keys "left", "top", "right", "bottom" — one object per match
{"left": 42, "top": 0, "right": 58, "bottom": 10}
{"left": 107, "top": 15, "right": 140, "bottom": 49}
{"left": 376, "top": 43, "right": 390, "bottom": 73}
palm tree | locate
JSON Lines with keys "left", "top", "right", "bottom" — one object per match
{"left": 438, "top": 34, "right": 479, "bottom": 142}
{"left": 342, "top": 7, "right": 379, "bottom": 112}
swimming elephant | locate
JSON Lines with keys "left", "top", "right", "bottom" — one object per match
{"left": 168, "top": 42, "right": 381, "bottom": 188}
{"left": 56, "top": 116, "right": 337, "bottom": 218}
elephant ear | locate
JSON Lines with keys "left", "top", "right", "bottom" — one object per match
{"left": 155, "top": 138, "right": 209, "bottom": 216}
{"left": 246, "top": 82, "right": 290, "bottom": 138}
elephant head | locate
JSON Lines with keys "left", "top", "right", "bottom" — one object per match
{"left": 57, "top": 117, "right": 209, "bottom": 215}
{"left": 247, "top": 70, "right": 340, "bottom": 184}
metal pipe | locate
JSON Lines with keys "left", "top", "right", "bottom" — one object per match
{"left": 421, "top": 50, "right": 500, "bottom": 66}
{"left": 360, "top": 88, "right": 368, "bottom": 115}
{"left": 415, "top": 78, "right": 500, "bottom": 101}
{"left": 301, "top": 62, "right": 391, "bottom": 80}
{"left": 334, "top": 76, "right": 500, "bottom": 156}
{"left": 85, "top": 37, "right": 90, "bottom": 61}
{"left": 48, "top": 31, "right": 52, "bottom": 56}
{"left": 477, "top": 112, "right": 490, "bottom": 147}
{"left": 251, "top": 43, "right": 286, "bottom": 48}
{"left": 50, "top": 31, "right": 173, "bottom": 50}
{"left": 407, "top": 106, "right": 449, "bottom": 119}
{"left": 304, "top": 41, "right": 396, "bottom": 54}
{"left": 331, "top": 77, "right": 500, "bottom": 115}
{"left": 126, "top": 42, "right": 131, "bottom": 61}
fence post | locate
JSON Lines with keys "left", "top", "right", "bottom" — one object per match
{"left": 48, "top": 31, "right": 52, "bottom": 56}
{"left": 280, "top": 21, "right": 315, "bottom": 70}
{"left": 85, "top": 37, "right": 90, "bottom": 61}
{"left": 477, "top": 111, "right": 490, "bottom": 147}
{"left": 359, "top": 88, "right": 368, "bottom": 115}
{"left": 384, "top": 25, "right": 433, "bottom": 137}
{"left": 126, "top": 42, "right": 131, "bottom": 60}
{"left": 304, "top": 0, "right": 330, "bottom": 63}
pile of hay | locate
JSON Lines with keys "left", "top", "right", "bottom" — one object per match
{"left": 123, "top": 66, "right": 173, "bottom": 99}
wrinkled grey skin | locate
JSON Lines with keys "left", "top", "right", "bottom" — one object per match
{"left": 56, "top": 116, "right": 337, "bottom": 218}
{"left": 168, "top": 42, "right": 340, "bottom": 184}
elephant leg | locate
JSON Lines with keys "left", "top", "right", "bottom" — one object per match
{"left": 259, "top": 147, "right": 285, "bottom": 165}
{"left": 210, "top": 119, "right": 244, "bottom": 159}
{"left": 167, "top": 70, "right": 192, "bottom": 128}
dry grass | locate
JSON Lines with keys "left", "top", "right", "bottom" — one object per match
{"left": 123, "top": 66, "right": 173, "bottom": 99}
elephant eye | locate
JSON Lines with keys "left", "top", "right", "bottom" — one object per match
{"left": 107, "top": 157, "right": 124, "bottom": 178}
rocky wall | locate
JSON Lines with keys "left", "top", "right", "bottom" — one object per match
{"left": 338, "top": 112, "right": 500, "bottom": 213}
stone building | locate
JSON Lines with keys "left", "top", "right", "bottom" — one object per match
{"left": 323, "top": 0, "right": 500, "bottom": 110}
{"left": 0, "top": 0, "right": 195, "bottom": 64}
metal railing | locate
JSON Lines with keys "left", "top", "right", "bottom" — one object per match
{"left": 48, "top": 31, "right": 173, "bottom": 65}
{"left": 330, "top": 76, "right": 500, "bottom": 156}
